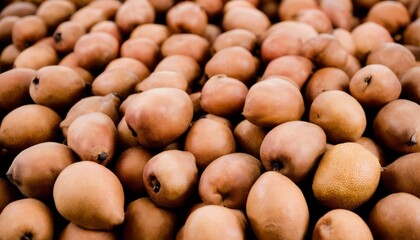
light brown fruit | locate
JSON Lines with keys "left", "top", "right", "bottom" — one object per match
{"left": 366, "top": 1, "right": 410, "bottom": 35}
{"left": 0, "top": 178, "right": 21, "bottom": 213}
{"left": 70, "top": 6, "right": 107, "bottom": 31}
{"left": 12, "top": 15, "right": 47, "bottom": 50}
{"left": 115, "top": 0, "right": 155, "bottom": 34}
{"left": 0, "top": 1, "right": 37, "bottom": 18}
{"left": 278, "top": 0, "right": 318, "bottom": 21}
{"left": 0, "top": 16, "right": 20, "bottom": 44}
{"left": 116, "top": 116, "right": 139, "bottom": 150}
{"left": 0, "top": 44, "right": 20, "bottom": 71}
{"left": 0, "top": 104, "right": 61, "bottom": 152}
{"left": 309, "top": 90, "right": 366, "bottom": 143}
{"left": 403, "top": 18, "right": 420, "bottom": 46}
{"left": 105, "top": 57, "right": 150, "bottom": 82}
{"left": 332, "top": 28, "right": 356, "bottom": 55}
{"left": 6, "top": 142, "right": 78, "bottom": 200}
{"left": 260, "top": 121, "right": 327, "bottom": 183}
{"left": 30, "top": 65, "right": 86, "bottom": 111}
{"left": 130, "top": 23, "right": 170, "bottom": 46}
{"left": 233, "top": 119, "right": 267, "bottom": 159}
{"left": 368, "top": 192, "right": 420, "bottom": 239}
{"left": 92, "top": 68, "right": 139, "bottom": 99}
{"left": 212, "top": 29, "right": 257, "bottom": 53}
{"left": 14, "top": 44, "right": 58, "bottom": 70}
{"left": 90, "top": 21, "right": 122, "bottom": 44}
{"left": 246, "top": 171, "right": 310, "bottom": 239}
{"left": 243, "top": 77, "right": 305, "bottom": 128}
{"left": 36, "top": 0, "right": 76, "bottom": 31}
{"left": 312, "top": 142, "right": 381, "bottom": 209}
{"left": 51, "top": 21, "right": 85, "bottom": 55}
{"left": 161, "top": 33, "right": 210, "bottom": 65}
{"left": 59, "top": 222, "right": 118, "bottom": 240}
{"left": 355, "top": 136, "right": 386, "bottom": 167}
{"left": 166, "top": 1, "right": 208, "bottom": 36}
{"left": 382, "top": 152, "right": 420, "bottom": 197}
{"left": 222, "top": 4, "right": 271, "bottom": 36}
{"left": 0, "top": 198, "right": 54, "bottom": 240}
{"left": 198, "top": 152, "right": 263, "bottom": 209}
{"left": 184, "top": 117, "right": 236, "bottom": 171}
{"left": 67, "top": 112, "right": 117, "bottom": 166}
{"left": 349, "top": 64, "right": 401, "bottom": 108}
{"left": 87, "top": 0, "right": 121, "bottom": 20}
{"left": 312, "top": 209, "right": 374, "bottom": 240}
{"left": 135, "top": 70, "right": 188, "bottom": 92}
{"left": 125, "top": 88, "right": 193, "bottom": 148}
{"left": 143, "top": 150, "right": 198, "bottom": 208}
{"left": 319, "top": 0, "right": 354, "bottom": 30}
{"left": 400, "top": 66, "right": 420, "bottom": 104}
{"left": 260, "top": 29, "right": 303, "bottom": 63}
{"left": 293, "top": 9, "right": 333, "bottom": 34}
{"left": 123, "top": 197, "right": 177, "bottom": 240}
{"left": 154, "top": 55, "right": 201, "bottom": 86}
{"left": 120, "top": 37, "right": 160, "bottom": 70}
{"left": 53, "top": 161, "right": 125, "bottom": 230}
{"left": 0, "top": 68, "right": 35, "bottom": 112}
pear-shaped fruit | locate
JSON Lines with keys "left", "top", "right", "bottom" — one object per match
{"left": 67, "top": 112, "right": 117, "bottom": 166}
{"left": 0, "top": 198, "right": 54, "bottom": 240}
{"left": 246, "top": 171, "right": 310, "bottom": 239}
{"left": 123, "top": 197, "right": 177, "bottom": 240}
{"left": 260, "top": 120, "right": 327, "bottom": 183}
{"left": 0, "top": 178, "right": 21, "bottom": 213}
{"left": 198, "top": 152, "right": 263, "bottom": 209}
{"left": 0, "top": 68, "right": 35, "bottom": 112}
{"left": 312, "top": 142, "right": 381, "bottom": 210}
{"left": 381, "top": 152, "right": 420, "bottom": 198}
{"left": 368, "top": 192, "right": 420, "bottom": 239}
{"left": 143, "top": 150, "right": 198, "bottom": 208}
{"left": 0, "top": 104, "right": 61, "bottom": 152}
{"left": 92, "top": 68, "right": 139, "bottom": 100}
{"left": 373, "top": 99, "right": 420, "bottom": 154}
{"left": 233, "top": 119, "right": 267, "bottom": 159}
{"left": 29, "top": 65, "right": 86, "bottom": 112}
{"left": 53, "top": 161, "right": 125, "bottom": 230}
{"left": 313, "top": 209, "right": 373, "bottom": 240}
{"left": 7, "top": 142, "right": 78, "bottom": 200}
{"left": 125, "top": 88, "right": 193, "bottom": 148}
{"left": 13, "top": 44, "right": 58, "bottom": 70}
{"left": 184, "top": 117, "right": 236, "bottom": 171}
{"left": 59, "top": 222, "right": 118, "bottom": 240}
{"left": 60, "top": 93, "right": 120, "bottom": 138}
{"left": 181, "top": 205, "right": 247, "bottom": 240}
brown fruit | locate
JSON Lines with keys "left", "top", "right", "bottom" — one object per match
{"left": 332, "top": 28, "right": 356, "bottom": 55}
{"left": 246, "top": 171, "right": 310, "bottom": 239}
{"left": 373, "top": 99, "right": 420, "bottom": 154}
{"left": 0, "top": 68, "right": 35, "bottom": 112}
{"left": 293, "top": 9, "right": 333, "bottom": 33}
{"left": 0, "top": 1, "right": 37, "bottom": 18}
{"left": 304, "top": 67, "right": 350, "bottom": 106}
{"left": 14, "top": 44, "right": 58, "bottom": 70}
{"left": 53, "top": 161, "right": 125, "bottom": 230}
{"left": 222, "top": 4, "right": 271, "bottom": 36}
{"left": 135, "top": 70, "right": 188, "bottom": 92}
{"left": 59, "top": 222, "right": 118, "bottom": 240}
{"left": 355, "top": 136, "right": 387, "bottom": 167}
{"left": 143, "top": 150, "right": 198, "bottom": 208}
{"left": 0, "top": 198, "right": 54, "bottom": 240}
{"left": 116, "top": 116, "right": 139, "bottom": 150}
{"left": 212, "top": 29, "right": 257, "bottom": 53}
{"left": 368, "top": 192, "right": 420, "bottom": 239}
{"left": 87, "top": 0, "right": 121, "bottom": 20}
{"left": 260, "top": 21, "right": 318, "bottom": 45}
{"left": 0, "top": 44, "right": 20, "bottom": 71}
{"left": 30, "top": 65, "right": 86, "bottom": 111}
{"left": 120, "top": 37, "right": 160, "bottom": 70}
{"left": 0, "top": 16, "right": 20, "bottom": 44}
{"left": 278, "top": 0, "right": 317, "bottom": 21}
{"left": 381, "top": 152, "right": 420, "bottom": 197}
{"left": 403, "top": 18, "right": 420, "bottom": 46}
{"left": 105, "top": 57, "right": 150, "bottom": 82}
{"left": 351, "top": 22, "right": 394, "bottom": 61}
{"left": 261, "top": 55, "right": 313, "bottom": 89}
{"left": 205, "top": 46, "right": 257, "bottom": 85}
{"left": 349, "top": 64, "right": 401, "bottom": 108}
{"left": 6, "top": 142, "right": 78, "bottom": 200}
{"left": 200, "top": 74, "right": 248, "bottom": 117}
{"left": 130, "top": 23, "right": 170, "bottom": 46}
{"left": 12, "top": 15, "right": 47, "bottom": 50}
{"left": 309, "top": 90, "right": 366, "bottom": 143}
{"left": 260, "top": 29, "right": 304, "bottom": 63}
{"left": 161, "top": 33, "right": 210, "bottom": 65}
{"left": 67, "top": 112, "right": 117, "bottom": 166}
{"left": 154, "top": 55, "right": 201, "bottom": 86}
{"left": 166, "top": 1, "right": 208, "bottom": 36}
{"left": 366, "top": 42, "right": 416, "bottom": 78}
{"left": 36, "top": 0, "right": 76, "bottom": 31}
{"left": 181, "top": 205, "right": 247, "bottom": 240}
{"left": 312, "top": 209, "right": 374, "bottom": 240}
{"left": 53, "top": 21, "right": 86, "bottom": 55}
{"left": 125, "top": 88, "right": 193, "bottom": 148}
{"left": 115, "top": 0, "right": 155, "bottom": 34}
{"left": 90, "top": 20, "right": 122, "bottom": 44}
{"left": 184, "top": 117, "right": 236, "bottom": 171}
{"left": 70, "top": 6, "right": 107, "bottom": 31}
{"left": 0, "top": 104, "right": 61, "bottom": 152}
{"left": 123, "top": 197, "right": 177, "bottom": 240}
{"left": 243, "top": 77, "right": 305, "bottom": 128}
{"left": 312, "top": 142, "right": 381, "bottom": 209}
{"left": 60, "top": 93, "right": 120, "bottom": 138}
{"left": 198, "top": 152, "right": 263, "bottom": 209}
{"left": 0, "top": 178, "right": 21, "bottom": 213}
{"left": 92, "top": 68, "right": 139, "bottom": 100}
{"left": 112, "top": 146, "right": 153, "bottom": 196}
{"left": 400, "top": 66, "right": 420, "bottom": 104}
{"left": 260, "top": 121, "right": 327, "bottom": 183}
{"left": 319, "top": 0, "right": 354, "bottom": 30}
{"left": 233, "top": 119, "right": 267, "bottom": 159}
{"left": 366, "top": 1, "right": 410, "bottom": 35}
{"left": 73, "top": 32, "right": 119, "bottom": 70}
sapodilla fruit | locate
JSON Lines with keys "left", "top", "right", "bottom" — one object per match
{"left": 59, "top": 222, "right": 118, "bottom": 240}
{"left": 0, "top": 68, "right": 36, "bottom": 112}
{"left": 125, "top": 87, "right": 193, "bottom": 148}
{"left": 312, "top": 142, "right": 381, "bottom": 210}
{"left": 53, "top": 161, "right": 125, "bottom": 230}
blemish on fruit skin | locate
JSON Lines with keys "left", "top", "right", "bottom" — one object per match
{"left": 21, "top": 232, "right": 33, "bottom": 240}
{"left": 362, "top": 75, "right": 372, "bottom": 92}
{"left": 32, "top": 77, "right": 39, "bottom": 85}
{"left": 151, "top": 178, "right": 160, "bottom": 193}
{"left": 53, "top": 32, "right": 62, "bottom": 43}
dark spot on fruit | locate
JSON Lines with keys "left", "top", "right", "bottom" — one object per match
{"left": 97, "top": 152, "right": 108, "bottom": 162}
{"left": 272, "top": 161, "right": 284, "bottom": 172}
{"left": 407, "top": 132, "right": 417, "bottom": 146}
{"left": 127, "top": 124, "right": 137, "bottom": 137}
{"left": 21, "top": 232, "right": 32, "bottom": 240}
{"left": 53, "top": 32, "right": 62, "bottom": 43}
{"left": 151, "top": 178, "right": 160, "bottom": 193}
{"left": 32, "top": 77, "right": 39, "bottom": 85}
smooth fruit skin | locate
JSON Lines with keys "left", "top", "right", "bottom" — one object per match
{"left": 0, "top": 198, "right": 54, "bottom": 240}
{"left": 246, "top": 171, "right": 310, "bottom": 240}
{"left": 59, "top": 222, "right": 118, "bottom": 240}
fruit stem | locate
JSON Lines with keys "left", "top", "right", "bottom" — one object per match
{"left": 21, "top": 232, "right": 33, "bottom": 240}
{"left": 151, "top": 178, "right": 160, "bottom": 193}
{"left": 32, "top": 77, "right": 39, "bottom": 85}
{"left": 407, "top": 132, "right": 417, "bottom": 146}
{"left": 97, "top": 152, "right": 108, "bottom": 162}
{"left": 272, "top": 162, "right": 284, "bottom": 172}
{"left": 53, "top": 32, "right": 62, "bottom": 43}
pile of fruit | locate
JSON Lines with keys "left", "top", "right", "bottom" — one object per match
{"left": 0, "top": 0, "right": 419, "bottom": 239}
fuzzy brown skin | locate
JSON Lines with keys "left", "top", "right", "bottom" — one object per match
{"left": 261, "top": 28, "right": 303, "bottom": 63}
{"left": 293, "top": 9, "right": 333, "bottom": 34}
{"left": 382, "top": 152, "right": 420, "bottom": 198}
{"left": 403, "top": 18, "right": 420, "bottom": 46}
{"left": 247, "top": 171, "right": 310, "bottom": 240}
{"left": 14, "top": 45, "right": 58, "bottom": 70}
{"left": 278, "top": 0, "right": 318, "bottom": 21}
{"left": 87, "top": 0, "right": 121, "bottom": 20}
{"left": 369, "top": 193, "right": 420, "bottom": 239}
